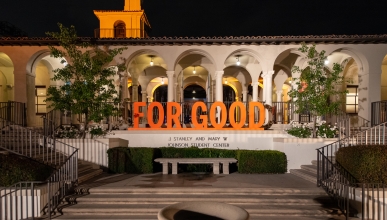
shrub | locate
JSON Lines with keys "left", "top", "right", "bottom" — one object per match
{"left": 0, "top": 153, "right": 54, "bottom": 187}
{"left": 237, "top": 150, "right": 287, "bottom": 173}
{"left": 336, "top": 145, "right": 387, "bottom": 183}
{"left": 107, "top": 147, "right": 288, "bottom": 174}
{"left": 107, "top": 147, "right": 155, "bottom": 174}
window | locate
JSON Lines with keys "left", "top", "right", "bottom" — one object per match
{"left": 346, "top": 85, "right": 358, "bottom": 114}
{"left": 35, "top": 86, "right": 46, "bottom": 115}
{"left": 114, "top": 21, "right": 126, "bottom": 38}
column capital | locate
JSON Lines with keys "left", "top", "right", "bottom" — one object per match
{"left": 253, "top": 82, "right": 260, "bottom": 87}
{"left": 262, "top": 70, "right": 275, "bottom": 78}
{"left": 276, "top": 90, "right": 283, "bottom": 95}
{"left": 166, "top": 71, "right": 175, "bottom": 77}
{"left": 215, "top": 71, "right": 224, "bottom": 78}
{"left": 141, "top": 91, "right": 147, "bottom": 94}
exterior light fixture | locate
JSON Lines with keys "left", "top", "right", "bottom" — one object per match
{"left": 324, "top": 60, "right": 329, "bottom": 65}
{"left": 192, "top": 90, "right": 196, "bottom": 94}
{"left": 236, "top": 57, "right": 240, "bottom": 66}
{"left": 63, "top": 61, "right": 68, "bottom": 66}
{"left": 225, "top": 78, "right": 228, "bottom": 84}
{"left": 150, "top": 57, "right": 154, "bottom": 66}
{"left": 289, "top": 80, "right": 292, "bottom": 83}
{"left": 161, "top": 77, "right": 164, "bottom": 84}
{"left": 193, "top": 66, "right": 196, "bottom": 74}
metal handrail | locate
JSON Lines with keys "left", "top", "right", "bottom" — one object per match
{"left": 317, "top": 121, "right": 387, "bottom": 219}
{"left": 0, "top": 118, "right": 79, "bottom": 219}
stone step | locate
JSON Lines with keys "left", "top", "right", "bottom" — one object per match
{"left": 60, "top": 203, "right": 338, "bottom": 217}
{"left": 78, "top": 168, "right": 103, "bottom": 184}
{"left": 300, "top": 164, "right": 317, "bottom": 174}
{"left": 73, "top": 193, "right": 333, "bottom": 205}
{"left": 85, "top": 187, "right": 327, "bottom": 196}
{"left": 54, "top": 215, "right": 349, "bottom": 220}
{"left": 289, "top": 169, "right": 317, "bottom": 184}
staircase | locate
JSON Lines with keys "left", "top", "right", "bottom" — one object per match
{"left": 55, "top": 185, "right": 344, "bottom": 220}
{"left": 0, "top": 124, "right": 103, "bottom": 184}
{"left": 289, "top": 160, "right": 319, "bottom": 184}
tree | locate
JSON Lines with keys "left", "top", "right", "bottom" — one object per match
{"left": 45, "top": 23, "right": 126, "bottom": 137}
{"left": 288, "top": 43, "right": 347, "bottom": 138}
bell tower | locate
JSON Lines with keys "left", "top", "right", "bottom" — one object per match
{"left": 124, "top": 0, "right": 141, "bottom": 11}
{"left": 94, "top": 0, "right": 151, "bottom": 38}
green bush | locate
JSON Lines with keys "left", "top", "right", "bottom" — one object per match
{"left": 107, "top": 147, "right": 288, "bottom": 174}
{"left": 237, "top": 150, "right": 287, "bottom": 173}
{"left": 0, "top": 153, "right": 54, "bottom": 187}
{"left": 107, "top": 147, "right": 155, "bottom": 174}
{"left": 336, "top": 145, "right": 387, "bottom": 183}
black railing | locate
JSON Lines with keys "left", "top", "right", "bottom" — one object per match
{"left": 371, "top": 100, "right": 387, "bottom": 126}
{"left": 317, "top": 122, "right": 387, "bottom": 219}
{"left": 0, "top": 118, "right": 78, "bottom": 219}
{"left": 0, "top": 101, "right": 26, "bottom": 127}
{"left": 94, "top": 28, "right": 149, "bottom": 38}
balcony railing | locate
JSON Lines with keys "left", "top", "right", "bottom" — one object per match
{"left": 94, "top": 28, "right": 148, "bottom": 38}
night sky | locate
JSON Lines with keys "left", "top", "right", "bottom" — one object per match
{"left": 0, "top": 0, "right": 386, "bottom": 37}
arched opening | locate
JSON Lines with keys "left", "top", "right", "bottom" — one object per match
{"left": 0, "top": 52, "right": 14, "bottom": 102}
{"left": 184, "top": 85, "right": 206, "bottom": 101}
{"left": 114, "top": 21, "right": 126, "bottom": 38}
{"left": 381, "top": 55, "right": 387, "bottom": 101}
{"left": 153, "top": 84, "right": 168, "bottom": 102}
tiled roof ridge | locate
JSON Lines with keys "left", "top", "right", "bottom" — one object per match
{"left": 1, "top": 34, "right": 387, "bottom": 46}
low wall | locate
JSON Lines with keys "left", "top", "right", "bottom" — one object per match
{"left": 273, "top": 138, "right": 337, "bottom": 171}
{"left": 107, "top": 130, "right": 337, "bottom": 171}
{"left": 44, "top": 138, "right": 128, "bottom": 168}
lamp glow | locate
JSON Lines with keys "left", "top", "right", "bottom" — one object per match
{"left": 161, "top": 77, "right": 164, "bottom": 84}
{"left": 324, "top": 60, "right": 329, "bottom": 65}
{"left": 193, "top": 66, "right": 196, "bottom": 74}
{"left": 236, "top": 57, "right": 240, "bottom": 66}
{"left": 150, "top": 57, "right": 154, "bottom": 66}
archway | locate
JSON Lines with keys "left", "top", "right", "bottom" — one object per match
{"left": 114, "top": 21, "right": 126, "bottom": 38}
{"left": 381, "top": 55, "right": 387, "bottom": 100}
{"left": 0, "top": 52, "right": 14, "bottom": 102}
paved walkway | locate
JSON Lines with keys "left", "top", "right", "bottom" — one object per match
{"left": 79, "top": 172, "right": 318, "bottom": 189}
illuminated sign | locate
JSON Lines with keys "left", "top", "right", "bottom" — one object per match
{"left": 131, "top": 101, "right": 265, "bottom": 130}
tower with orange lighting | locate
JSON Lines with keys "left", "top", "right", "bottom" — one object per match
{"left": 94, "top": 0, "right": 151, "bottom": 38}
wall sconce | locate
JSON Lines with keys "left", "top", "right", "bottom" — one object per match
{"left": 193, "top": 66, "right": 196, "bottom": 74}
{"left": 150, "top": 57, "right": 154, "bottom": 66}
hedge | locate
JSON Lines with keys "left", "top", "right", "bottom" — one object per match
{"left": 107, "top": 147, "right": 287, "bottom": 174}
{"left": 0, "top": 153, "right": 54, "bottom": 187}
{"left": 336, "top": 145, "right": 387, "bottom": 183}
{"left": 237, "top": 150, "right": 287, "bottom": 173}
{"left": 107, "top": 147, "right": 155, "bottom": 174}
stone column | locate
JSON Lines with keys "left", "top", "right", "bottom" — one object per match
{"left": 276, "top": 90, "right": 282, "bottom": 102}
{"left": 215, "top": 71, "right": 224, "bottom": 102}
{"left": 276, "top": 90, "right": 283, "bottom": 124}
{"left": 242, "top": 90, "right": 248, "bottom": 102}
{"left": 252, "top": 82, "right": 259, "bottom": 102}
{"left": 131, "top": 80, "right": 139, "bottom": 102}
{"left": 26, "top": 73, "right": 35, "bottom": 127}
{"left": 166, "top": 71, "right": 175, "bottom": 102}
{"left": 121, "top": 72, "right": 129, "bottom": 120}
{"left": 262, "top": 71, "right": 274, "bottom": 105}
{"left": 141, "top": 90, "right": 147, "bottom": 125}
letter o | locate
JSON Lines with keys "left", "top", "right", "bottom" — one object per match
{"left": 210, "top": 102, "right": 227, "bottom": 129}
{"left": 147, "top": 102, "right": 164, "bottom": 128}
{"left": 229, "top": 102, "right": 246, "bottom": 129}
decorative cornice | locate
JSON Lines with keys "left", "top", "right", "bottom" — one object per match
{"left": 1, "top": 34, "right": 387, "bottom": 46}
